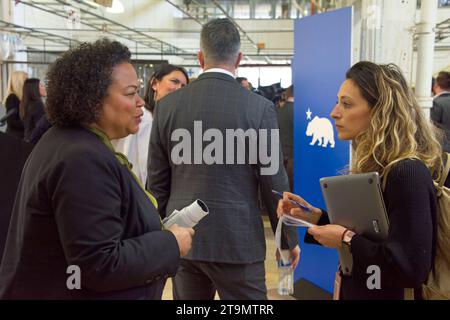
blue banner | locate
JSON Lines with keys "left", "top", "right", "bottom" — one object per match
{"left": 293, "top": 7, "right": 352, "bottom": 295}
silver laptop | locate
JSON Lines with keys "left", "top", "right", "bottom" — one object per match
{"left": 320, "top": 172, "right": 390, "bottom": 275}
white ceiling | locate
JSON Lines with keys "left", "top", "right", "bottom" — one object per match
{"left": 5, "top": 0, "right": 304, "bottom": 66}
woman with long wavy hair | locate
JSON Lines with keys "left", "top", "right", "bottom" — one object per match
{"left": 278, "top": 61, "right": 444, "bottom": 300}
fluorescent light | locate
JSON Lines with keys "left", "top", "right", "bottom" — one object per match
{"left": 106, "top": 0, "right": 124, "bottom": 14}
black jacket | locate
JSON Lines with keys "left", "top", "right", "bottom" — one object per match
{"left": 4, "top": 94, "right": 24, "bottom": 139}
{"left": 29, "top": 114, "right": 52, "bottom": 145}
{"left": 277, "top": 101, "right": 294, "bottom": 159}
{"left": 0, "top": 133, "right": 33, "bottom": 261}
{"left": 0, "top": 126, "right": 180, "bottom": 299}
{"left": 23, "top": 99, "right": 45, "bottom": 143}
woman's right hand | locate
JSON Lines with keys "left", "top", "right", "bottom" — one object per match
{"left": 277, "top": 192, "right": 322, "bottom": 225}
{"left": 167, "top": 224, "right": 195, "bottom": 257}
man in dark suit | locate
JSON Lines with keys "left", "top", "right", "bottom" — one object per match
{"left": 147, "top": 18, "right": 299, "bottom": 300}
{"left": 431, "top": 71, "right": 450, "bottom": 152}
{"left": 277, "top": 85, "right": 294, "bottom": 191}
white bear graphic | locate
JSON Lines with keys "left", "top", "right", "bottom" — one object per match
{"left": 306, "top": 116, "right": 335, "bottom": 148}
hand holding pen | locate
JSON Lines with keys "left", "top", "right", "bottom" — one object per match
{"left": 272, "top": 190, "right": 311, "bottom": 212}
{"left": 274, "top": 190, "right": 323, "bottom": 225}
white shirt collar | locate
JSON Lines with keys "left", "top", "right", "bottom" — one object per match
{"left": 203, "top": 68, "right": 236, "bottom": 79}
{"left": 434, "top": 91, "right": 450, "bottom": 99}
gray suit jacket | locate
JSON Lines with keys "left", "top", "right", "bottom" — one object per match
{"left": 147, "top": 72, "right": 298, "bottom": 264}
{"left": 431, "top": 92, "right": 450, "bottom": 152}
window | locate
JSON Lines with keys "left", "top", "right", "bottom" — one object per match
{"left": 237, "top": 66, "right": 292, "bottom": 89}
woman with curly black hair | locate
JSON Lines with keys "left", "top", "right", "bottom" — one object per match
{"left": 0, "top": 39, "right": 194, "bottom": 300}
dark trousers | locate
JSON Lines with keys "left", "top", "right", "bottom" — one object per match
{"left": 172, "top": 259, "right": 267, "bottom": 300}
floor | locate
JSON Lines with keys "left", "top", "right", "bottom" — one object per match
{"left": 162, "top": 215, "right": 295, "bottom": 300}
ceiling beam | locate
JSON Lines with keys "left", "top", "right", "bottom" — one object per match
{"left": 211, "top": 0, "right": 257, "bottom": 49}
{"left": 18, "top": 0, "right": 189, "bottom": 54}
{"left": 0, "top": 19, "right": 81, "bottom": 48}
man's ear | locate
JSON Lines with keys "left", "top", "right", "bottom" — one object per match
{"left": 235, "top": 52, "right": 243, "bottom": 69}
{"left": 198, "top": 51, "right": 205, "bottom": 69}
{"left": 434, "top": 83, "right": 440, "bottom": 91}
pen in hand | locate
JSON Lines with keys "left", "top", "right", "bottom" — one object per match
{"left": 271, "top": 190, "right": 311, "bottom": 212}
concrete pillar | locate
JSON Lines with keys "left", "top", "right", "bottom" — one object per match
{"left": 415, "top": 0, "right": 438, "bottom": 118}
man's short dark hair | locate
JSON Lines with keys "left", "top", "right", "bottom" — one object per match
{"left": 200, "top": 18, "right": 240, "bottom": 65}
{"left": 46, "top": 38, "right": 131, "bottom": 126}
{"left": 285, "top": 85, "right": 294, "bottom": 99}
{"left": 436, "top": 71, "right": 450, "bottom": 91}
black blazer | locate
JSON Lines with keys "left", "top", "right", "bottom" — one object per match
{"left": 0, "top": 126, "right": 180, "bottom": 299}
{"left": 23, "top": 99, "right": 45, "bottom": 143}
{"left": 4, "top": 94, "right": 24, "bottom": 139}
{"left": 147, "top": 72, "right": 297, "bottom": 264}
{"left": 0, "top": 133, "right": 33, "bottom": 260}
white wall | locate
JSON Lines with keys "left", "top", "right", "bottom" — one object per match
{"left": 346, "top": 0, "right": 417, "bottom": 82}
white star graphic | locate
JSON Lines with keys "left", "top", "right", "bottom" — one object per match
{"left": 306, "top": 108, "right": 312, "bottom": 120}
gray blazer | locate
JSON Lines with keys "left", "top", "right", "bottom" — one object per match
{"left": 147, "top": 72, "right": 298, "bottom": 264}
{"left": 431, "top": 92, "right": 450, "bottom": 152}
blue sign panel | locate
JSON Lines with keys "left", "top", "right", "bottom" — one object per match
{"left": 293, "top": 7, "right": 352, "bottom": 294}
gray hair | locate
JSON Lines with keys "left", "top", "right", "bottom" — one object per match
{"left": 200, "top": 18, "right": 241, "bottom": 66}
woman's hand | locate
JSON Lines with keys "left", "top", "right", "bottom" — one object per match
{"left": 276, "top": 192, "right": 322, "bottom": 225}
{"left": 307, "top": 225, "right": 348, "bottom": 249}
